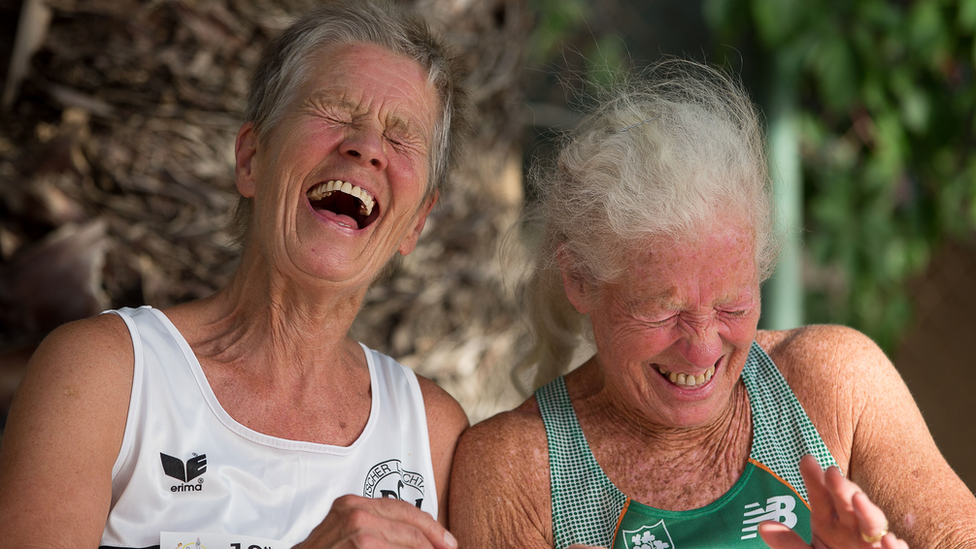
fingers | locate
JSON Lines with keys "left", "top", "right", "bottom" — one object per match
{"left": 823, "top": 464, "right": 861, "bottom": 531}
{"left": 798, "top": 455, "right": 835, "bottom": 530}
{"left": 758, "top": 521, "right": 812, "bottom": 549}
{"left": 881, "top": 533, "right": 909, "bottom": 549}
{"left": 852, "top": 491, "right": 889, "bottom": 546}
{"left": 301, "top": 495, "right": 456, "bottom": 549}
{"left": 798, "top": 455, "right": 910, "bottom": 549}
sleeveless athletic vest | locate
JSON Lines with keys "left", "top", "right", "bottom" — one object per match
{"left": 536, "top": 342, "right": 838, "bottom": 549}
{"left": 100, "top": 306, "right": 437, "bottom": 549}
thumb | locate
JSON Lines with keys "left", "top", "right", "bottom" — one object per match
{"left": 759, "top": 521, "right": 811, "bottom": 549}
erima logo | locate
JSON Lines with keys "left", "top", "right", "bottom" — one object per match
{"left": 160, "top": 452, "right": 207, "bottom": 492}
{"left": 741, "top": 495, "right": 797, "bottom": 540}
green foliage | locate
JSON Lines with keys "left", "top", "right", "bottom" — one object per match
{"left": 707, "top": 0, "right": 976, "bottom": 350}
{"left": 583, "top": 35, "right": 630, "bottom": 91}
{"left": 527, "top": 0, "right": 592, "bottom": 64}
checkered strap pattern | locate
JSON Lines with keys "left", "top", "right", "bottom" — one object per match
{"left": 535, "top": 342, "right": 839, "bottom": 548}
{"left": 537, "top": 377, "right": 626, "bottom": 549}
{"left": 743, "top": 341, "right": 839, "bottom": 502}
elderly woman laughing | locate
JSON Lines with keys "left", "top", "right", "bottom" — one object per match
{"left": 0, "top": 2, "right": 469, "bottom": 548}
{"left": 450, "top": 61, "right": 976, "bottom": 549}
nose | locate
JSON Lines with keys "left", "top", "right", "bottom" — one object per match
{"left": 340, "top": 126, "right": 388, "bottom": 170}
{"left": 676, "top": 317, "right": 724, "bottom": 369}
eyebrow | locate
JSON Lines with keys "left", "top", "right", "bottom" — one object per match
{"left": 631, "top": 287, "right": 754, "bottom": 313}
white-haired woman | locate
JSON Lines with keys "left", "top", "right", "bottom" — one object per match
{"left": 450, "top": 61, "right": 976, "bottom": 549}
{"left": 0, "top": 2, "right": 468, "bottom": 548}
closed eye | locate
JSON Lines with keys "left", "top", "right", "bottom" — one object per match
{"left": 643, "top": 315, "right": 679, "bottom": 328}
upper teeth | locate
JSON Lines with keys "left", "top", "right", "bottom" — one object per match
{"left": 657, "top": 366, "right": 715, "bottom": 388}
{"left": 308, "top": 180, "right": 375, "bottom": 217}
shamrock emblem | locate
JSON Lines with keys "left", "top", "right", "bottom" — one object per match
{"left": 630, "top": 531, "right": 670, "bottom": 549}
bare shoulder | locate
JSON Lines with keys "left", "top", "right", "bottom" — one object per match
{"left": 0, "top": 312, "right": 135, "bottom": 546}
{"left": 756, "top": 325, "right": 976, "bottom": 548}
{"left": 454, "top": 398, "right": 548, "bottom": 476}
{"left": 450, "top": 399, "right": 553, "bottom": 548}
{"left": 756, "top": 324, "right": 890, "bottom": 385}
{"left": 15, "top": 312, "right": 134, "bottom": 404}
{"left": 416, "top": 375, "right": 469, "bottom": 448}
{"left": 755, "top": 325, "right": 894, "bottom": 465}
{"left": 755, "top": 324, "right": 895, "bottom": 421}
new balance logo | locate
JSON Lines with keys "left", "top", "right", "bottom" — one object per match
{"left": 160, "top": 452, "right": 207, "bottom": 492}
{"left": 741, "top": 495, "right": 797, "bottom": 540}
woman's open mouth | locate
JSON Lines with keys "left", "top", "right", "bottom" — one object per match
{"left": 307, "top": 180, "right": 379, "bottom": 230}
{"left": 656, "top": 364, "right": 716, "bottom": 388}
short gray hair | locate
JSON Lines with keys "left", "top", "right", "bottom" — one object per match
{"left": 231, "top": 0, "right": 468, "bottom": 243}
{"left": 515, "top": 60, "right": 778, "bottom": 391}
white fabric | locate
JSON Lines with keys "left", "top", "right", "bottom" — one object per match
{"left": 100, "top": 306, "right": 436, "bottom": 548}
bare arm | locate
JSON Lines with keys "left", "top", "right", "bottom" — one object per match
{"left": 0, "top": 314, "right": 134, "bottom": 548}
{"left": 761, "top": 325, "right": 976, "bottom": 548}
{"left": 450, "top": 404, "right": 556, "bottom": 549}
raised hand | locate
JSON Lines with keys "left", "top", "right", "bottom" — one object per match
{"left": 759, "top": 456, "right": 908, "bottom": 549}
{"left": 292, "top": 495, "right": 458, "bottom": 549}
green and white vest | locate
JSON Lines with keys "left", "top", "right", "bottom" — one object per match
{"left": 536, "top": 342, "right": 838, "bottom": 549}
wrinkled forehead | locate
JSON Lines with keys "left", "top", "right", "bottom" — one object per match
{"left": 615, "top": 221, "right": 760, "bottom": 293}
{"left": 305, "top": 42, "right": 437, "bottom": 107}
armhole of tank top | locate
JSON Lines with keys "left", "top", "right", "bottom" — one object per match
{"left": 744, "top": 341, "right": 840, "bottom": 503}
{"left": 359, "top": 343, "right": 438, "bottom": 518}
{"left": 535, "top": 378, "right": 570, "bottom": 548}
{"left": 402, "top": 359, "right": 438, "bottom": 517}
{"left": 102, "top": 308, "right": 145, "bottom": 481}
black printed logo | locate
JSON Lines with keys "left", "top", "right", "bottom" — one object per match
{"left": 160, "top": 452, "right": 207, "bottom": 492}
{"left": 363, "top": 459, "right": 425, "bottom": 509}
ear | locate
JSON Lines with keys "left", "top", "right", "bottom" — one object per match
{"left": 397, "top": 191, "right": 439, "bottom": 256}
{"left": 235, "top": 122, "right": 258, "bottom": 198}
{"left": 557, "top": 244, "right": 591, "bottom": 314}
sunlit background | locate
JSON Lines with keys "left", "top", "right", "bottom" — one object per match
{"left": 1, "top": 0, "right": 973, "bottom": 490}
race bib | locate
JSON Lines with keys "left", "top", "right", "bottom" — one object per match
{"left": 160, "top": 531, "right": 290, "bottom": 549}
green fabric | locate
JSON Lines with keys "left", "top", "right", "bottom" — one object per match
{"left": 535, "top": 342, "right": 838, "bottom": 549}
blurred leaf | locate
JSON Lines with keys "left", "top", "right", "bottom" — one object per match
{"left": 809, "top": 32, "right": 858, "bottom": 112}
{"left": 750, "top": 0, "right": 803, "bottom": 46}
{"left": 962, "top": 0, "right": 976, "bottom": 32}
{"left": 584, "top": 36, "right": 629, "bottom": 91}
{"left": 528, "top": 0, "right": 590, "bottom": 63}
{"left": 899, "top": 87, "right": 931, "bottom": 133}
{"left": 909, "top": 1, "right": 949, "bottom": 60}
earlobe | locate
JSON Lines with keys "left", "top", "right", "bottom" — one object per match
{"left": 557, "top": 244, "right": 590, "bottom": 314}
{"left": 235, "top": 122, "right": 258, "bottom": 198}
{"left": 397, "top": 192, "right": 438, "bottom": 256}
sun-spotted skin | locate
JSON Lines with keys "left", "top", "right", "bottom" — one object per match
{"left": 235, "top": 41, "right": 439, "bottom": 291}
{"left": 563, "top": 217, "right": 761, "bottom": 430}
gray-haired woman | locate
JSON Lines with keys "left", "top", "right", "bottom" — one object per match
{"left": 0, "top": 2, "right": 468, "bottom": 548}
{"left": 450, "top": 61, "right": 976, "bottom": 549}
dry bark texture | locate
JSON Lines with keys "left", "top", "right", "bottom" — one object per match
{"left": 0, "top": 0, "right": 533, "bottom": 431}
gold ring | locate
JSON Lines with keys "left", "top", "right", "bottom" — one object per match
{"left": 860, "top": 522, "right": 888, "bottom": 544}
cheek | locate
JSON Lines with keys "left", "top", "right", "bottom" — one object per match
{"left": 389, "top": 156, "right": 427, "bottom": 191}
{"left": 721, "top": 316, "right": 760, "bottom": 348}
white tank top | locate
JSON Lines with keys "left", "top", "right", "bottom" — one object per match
{"left": 100, "top": 306, "right": 437, "bottom": 549}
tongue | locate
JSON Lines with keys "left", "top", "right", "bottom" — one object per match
{"left": 321, "top": 209, "right": 359, "bottom": 230}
